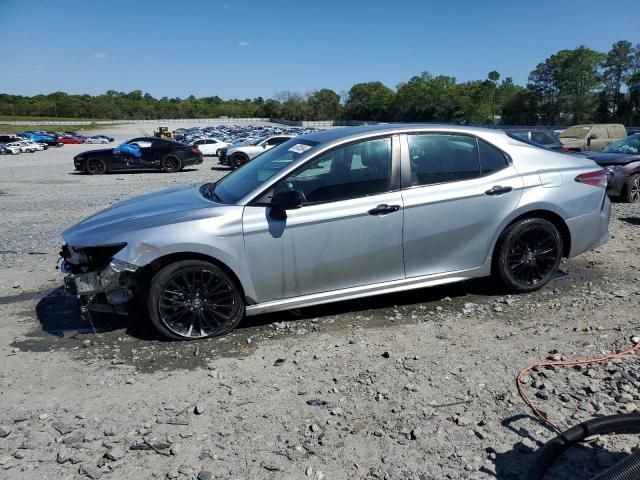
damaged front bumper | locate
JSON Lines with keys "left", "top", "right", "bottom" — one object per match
{"left": 62, "top": 257, "right": 139, "bottom": 306}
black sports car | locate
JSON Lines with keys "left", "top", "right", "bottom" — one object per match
{"left": 73, "top": 137, "right": 203, "bottom": 175}
{"left": 577, "top": 133, "right": 640, "bottom": 203}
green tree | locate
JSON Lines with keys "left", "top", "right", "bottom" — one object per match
{"left": 391, "top": 72, "right": 457, "bottom": 122}
{"left": 528, "top": 46, "right": 604, "bottom": 124}
{"left": 344, "top": 81, "right": 395, "bottom": 121}
{"left": 307, "top": 89, "right": 341, "bottom": 120}
{"left": 602, "top": 40, "right": 635, "bottom": 119}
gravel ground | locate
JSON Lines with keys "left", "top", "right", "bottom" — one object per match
{"left": 0, "top": 123, "right": 639, "bottom": 479}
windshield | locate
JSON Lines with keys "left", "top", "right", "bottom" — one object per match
{"left": 203, "top": 138, "right": 319, "bottom": 204}
{"left": 559, "top": 126, "right": 591, "bottom": 139}
{"left": 249, "top": 138, "right": 264, "bottom": 145}
{"left": 604, "top": 134, "right": 640, "bottom": 154}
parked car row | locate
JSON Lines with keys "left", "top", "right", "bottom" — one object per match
{"left": 0, "top": 131, "right": 115, "bottom": 155}
{"left": 171, "top": 124, "right": 318, "bottom": 167}
{"left": 0, "top": 134, "right": 51, "bottom": 155}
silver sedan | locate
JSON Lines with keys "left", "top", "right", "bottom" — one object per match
{"left": 60, "top": 125, "right": 611, "bottom": 340}
{"left": 85, "top": 136, "right": 110, "bottom": 144}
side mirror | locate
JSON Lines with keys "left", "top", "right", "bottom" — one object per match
{"left": 269, "top": 189, "right": 302, "bottom": 219}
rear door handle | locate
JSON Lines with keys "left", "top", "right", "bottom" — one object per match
{"left": 485, "top": 185, "right": 513, "bottom": 196}
{"left": 368, "top": 204, "right": 400, "bottom": 215}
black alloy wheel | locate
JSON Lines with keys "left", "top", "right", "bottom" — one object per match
{"left": 85, "top": 157, "right": 107, "bottom": 175}
{"left": 495, "top": 218, "right": 562, "bottom": 293}
{"left": 161, "top": 155, "right": 181, "bottom": 173}
{"left": 148, "top": 260, "right": 244, "bottom": 340}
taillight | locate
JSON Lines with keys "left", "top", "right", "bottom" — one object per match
{"left": 562, "top": 146, "right": 571, "bottom": 153}
{"left": 191, "top": 146, "right": 200, "bottom": 154}
{"left": 575, "top": 170, "right": 607, "bottom": 188}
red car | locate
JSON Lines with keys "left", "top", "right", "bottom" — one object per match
{"left": 57, "top": 136, "right": 85, "bottom": 144}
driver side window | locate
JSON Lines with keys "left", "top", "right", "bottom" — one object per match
{"left": 275, "top": 137, "right": 392, "bottom": 205}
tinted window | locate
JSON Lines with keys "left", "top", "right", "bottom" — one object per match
{"left": 479, "top": 139, "right": 508, "bottom": 175}
{"left": 408, "top": 134, "right": 479, "bottom": 186}
{"left": 531, "top": 131, "right": 553, "bottom": 145}
{"left": 267, "top": 137, "right": 288, "bottom": 146}
{"left": 510, "top": 131, "right": 530, "bottom": 141}
{"left": 276, "top": 137, "right": 392, "bottom": 204}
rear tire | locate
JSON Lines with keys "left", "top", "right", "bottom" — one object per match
{"left": 623, "top": 174, "right": 640, "bottom": 203}
{"left": 147, "top": 260, "right": 245, "bottom": 340}
{"left": 161, "top": 155, "right": 182, "bottom": 173}
{"left": 494, "top": 218, "right": 563, "bottom": 293}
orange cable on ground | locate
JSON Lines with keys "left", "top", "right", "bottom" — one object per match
{"left": 516, "top": 337, "right": 640, "bottom": 433}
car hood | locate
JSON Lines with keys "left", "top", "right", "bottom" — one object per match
{"left": 581, "top": 152, "right": 639, "bottom": 165}
{"left": 62, "top": 183, "right": 218, "bottom": 246}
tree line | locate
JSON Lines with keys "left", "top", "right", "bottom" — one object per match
{"left": 1, "top": 41, "right": 639, "bottom": 126}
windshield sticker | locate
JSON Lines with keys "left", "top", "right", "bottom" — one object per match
{"left": 288, "top": 144, "right": 312, "bottom": 154}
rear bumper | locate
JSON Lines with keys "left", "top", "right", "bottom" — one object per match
{"left": 566, "top": 193, "right": 611, "bottom": 257}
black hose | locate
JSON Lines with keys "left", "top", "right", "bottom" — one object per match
{"left": 592, "top": 449, "right": 640, "bottom": 480}
{"left": 525, "top": 414, "right": 640, "bottom": 480}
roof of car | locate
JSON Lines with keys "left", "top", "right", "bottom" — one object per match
{"left": 300, "top": 124, "right": 507, "bottom": 144}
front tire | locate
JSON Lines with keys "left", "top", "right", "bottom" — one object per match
{"left": 623, "top": 174, "right": 640, "bottom": 203}
{"left": 161, "top": 154, "right": 182, "bottom": 173}
{"left": 85, "top": 157, "right": 107, "bottom": 175}
{"left": 494, "top": 218, "right": 563, "bottom": 293}
{"left": 230, "top": 153, "right": 248, "bottom": 169}
{"left": 147, "top": 260, "right": 245, "bottom": 340}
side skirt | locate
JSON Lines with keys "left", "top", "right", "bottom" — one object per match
{"left": 245, "top": 262, "right": 491, "bottom": 317}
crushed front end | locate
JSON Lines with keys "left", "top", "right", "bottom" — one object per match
{"left": 60, "top": 243, "right": 139, "bottom": 310}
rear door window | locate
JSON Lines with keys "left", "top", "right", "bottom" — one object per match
{"left": 607, "top": 125, "right": 625, "bottom": 139}
{"left": 407, "top": 134, "right": 480, "bottom": 186}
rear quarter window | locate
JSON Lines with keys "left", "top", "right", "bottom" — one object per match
{"left": 479, "top": 139, "right": 509, "bottom": 175}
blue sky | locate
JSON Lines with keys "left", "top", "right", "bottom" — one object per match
{"left": 1, "top": 0, "right": 638, "bottom": 99}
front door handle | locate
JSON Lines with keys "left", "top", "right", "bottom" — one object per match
{"left": 368, "top": 204, "right": 400, "bottom": 215}
{"left": 485, "top": 185, "right": 513, "bottom": 196}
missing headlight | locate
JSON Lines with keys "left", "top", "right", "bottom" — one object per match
{"left": 60, "top": 243, "right": 127, "bottom": 273}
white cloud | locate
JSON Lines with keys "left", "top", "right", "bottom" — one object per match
{"left": 238, "top": 42, "right": 249, "bottom": 47}
{"left": 95, "top": 53, "right": 107, "bottom": 59}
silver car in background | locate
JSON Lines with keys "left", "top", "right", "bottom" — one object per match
{"left": 60, "top": 125, "right": 611, "bottom": 340}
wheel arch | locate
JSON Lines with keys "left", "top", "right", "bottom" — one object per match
{"left": 85, "top": 155, "right": 109, "bottom": 173}
{"left": 491, "top": 209, "right": 572, "bottom": 262}
{"left": 137, "top": 251, "right": 247, "bottom": 303}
